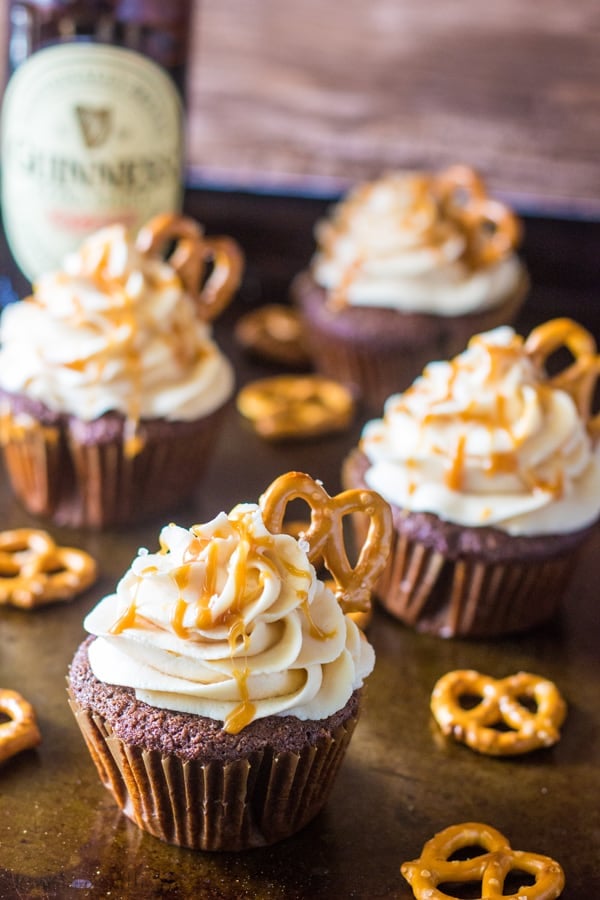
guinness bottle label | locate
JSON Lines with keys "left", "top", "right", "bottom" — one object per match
{"left": 2, "top": 42, "right": 183, "bottom": 280}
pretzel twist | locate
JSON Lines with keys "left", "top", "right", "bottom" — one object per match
{"left": 237, "top": 375, "right": 354, "bottom": 441}
{"left": 525, "top": 317, "right": 600, "bottom": 435}
{"left": 260, "top": 471, "right": 392, "bottom": 613}
{"left": 435, "top": 165, "right": 521, "bottom": 267}
{"left": 401, "top": 822, "right": 565, "bottom": 900}
{"left": 0, "top": 689, "right": 42, "bottom": 765}
{"left": 136, "top": 212, "right": 243, "bottom": 321}
{"left": 234, "top": 304, "right": 310, "bottom": 368}
{"left": 430, "top": 670, "right": 567, "bottom": 756}
{"left": 0, "top": 529, "right": 97, "bottom": 609}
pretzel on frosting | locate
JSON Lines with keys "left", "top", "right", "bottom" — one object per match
{"left": 0, "top": 689, "right": 42, "bottom": 765}
{"left": 136, "top": 212, "right": 243, "bottom": 322}
{"left": 525, "top": 317, "right": 600, "bottom": 436}
{"left": 260, "top": 471, "right": 392, "bottom": 613}
{"left": 435, "top": 165, "right": 522, "bottom": 268}
{"left": 401, "top": 822, "right": 565, "bottom": 900}
{"left": 430, "top": 670, "right": 567, "bottom": 756}
{"left": 237, "top": 375, "right": 354, "bottom": 441}
{"left": 0, "top": 529, "right": 97, "bottom": 609}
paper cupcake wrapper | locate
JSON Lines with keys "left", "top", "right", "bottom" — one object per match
{"left": 65, "top": 416, "right": 223, "bottom": 528}
{"left": 307, "top": 334, "right": 426, "bottom": 410}
{"left": 376, "top": 529, "right": 579, "bottom": 638}
{"left": 1, "top": 404, "right": 225, "bottom": 528}
{"left": 68, "top": 694, "right": 358, "bottom": 851}
{"left": 1, "top": 420, "right": 66, "bottom": 518}
{"left": 298, "top": 272, "right": 528, "bottom": 412}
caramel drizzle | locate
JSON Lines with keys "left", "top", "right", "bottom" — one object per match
{"left": 225, "top": 666, "right": 254, "bottom": 735}
{"left": 320, "top": 166, "right": 520, "bottom": 308}
{"left": 107, "top": 514, "right": 331, "bottom": 734}
{"left": 396, "top": 332, "right": 585, "bottom": 496}
{"left": 300, "top": 596, "right": 336, "bottom": 641}
{"left": 327, "top": 256, "right": 365, "bottom": 310}
{"left": 31, "top": 224, "right": 215, "bottom": 460}
{"left": 109, "top": 571, "right": 143, "bottom": 635}
{"left": 279, "top": 545, "right": 337, "bottom": 640}
{"left": 444, "top": 433, "right": 466, "bottom": 492}
{"left": 110, "top": 520, "right": 330, "bottom": 734}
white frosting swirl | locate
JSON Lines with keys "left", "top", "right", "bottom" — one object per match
{"left": 0, "top": 224, "right": 234, "bottom": 422}
{"left": 361, "top": 326, "right": 600, "bottom": 535}
{"left": 312, "top": 172, "right": 524, "bottom": 315}
{"left": 84, "top": 504, "right": 374, "bottom": 732}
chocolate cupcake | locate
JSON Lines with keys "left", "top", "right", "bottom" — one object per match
{"left": 342, "top": 319, "right": 600, "bottom": 637}
{"left": 67, "top": 472, "right": 392, "bottom": 850}
{"left": 69, "top": 638, "right": 362, "bottom": 851}
{"left": 292, "top": 166, "right": 528, "bottom": 410}
{"left": 0, "top": 214, "right": 243, "bottom": 528}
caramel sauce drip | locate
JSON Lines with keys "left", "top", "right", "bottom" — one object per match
{"left": 444, "top": 433, "right": 467, "bottom": 491}
{"left": 523, "top": 468, "right": 565, "bottom": 499}
{"left": 220, "top": 521, "right": 270, "bottom": 734}
{"left": 228, "top": 617, "right": 250, "bottom": 654}
{"left": 186, "top": 533, "right": 209, "bottom": 559}
{"left": 170, "top": 564, "right": 192, "bottom": 636}
{"left": 194, "top": 541, "right": 220, "bottom": 631}
{"left": 281, "top": 557, "right": 311, "bottom": 580}
{"left": 62, "top": 358, "right": 88, "bottom": 373}
{"left": 300, "top": 596, "right": 336, "bottom": 641}
{"left": 280, "top": 555, "right": 333, "bottom": 641}
{"left": 485, "top": 453, "right": 518, "bottom": 475}
{"left": 224, "top": 666, "right": 256, "bottom": 734}
{"left": 109, "top": 596, "right": 139, "bottom": 635}
{"left": 123, "top": 415, "right": 145, "bottom": 459}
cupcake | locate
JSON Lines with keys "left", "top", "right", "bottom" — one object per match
{"left": 0, "top": 214, "right": 243, "bottom": 528}
{"left": 67, "top": 472, "right": 392, "bottom": 850}
{"left": 342, "top": 318, "right": 600, "bottom": 637}
{"left": 292, "top": 165, "right": 528, "bottom": 409}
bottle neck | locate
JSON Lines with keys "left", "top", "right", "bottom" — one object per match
{"left": 7, "top": 1, "right": 192, "bottom": 95}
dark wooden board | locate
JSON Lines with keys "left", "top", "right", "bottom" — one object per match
{"left": 187, "top": 0, "right": 600, "bottom": 215}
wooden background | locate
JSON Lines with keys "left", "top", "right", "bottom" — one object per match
{"left": 2, "top": 0, "right": 600, "bottom": 216}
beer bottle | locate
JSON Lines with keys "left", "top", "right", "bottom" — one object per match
{"left": 2, "top": 1, "right": 193, "bottom": 280}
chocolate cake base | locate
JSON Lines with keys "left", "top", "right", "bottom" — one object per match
{"left": 292, "top": 270, "right": 528, "bottom": 411}
{"left": 342, "top": 448, "right": 594, "bottom": 638}
{"left": 68, "top": 638, "right": 361, "bottom": 850}
{"left": 0, "top": 391, "right": 228, "bottom": 529}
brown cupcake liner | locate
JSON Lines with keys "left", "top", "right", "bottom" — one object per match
{"left": 1, "top": 420, "right": 67, "bottom": 517}
{"left": 302, "top": 332, "right": 427, "bottom": 410}
{"left": 342, "top": 446, "right": 589, "bottom": 638}
{"left": 294, "top": 271, "right": 528, "bottom": 411}
{"left": 1, "top": 401, "right": 226, "bottom": 528}
{"left": 68, "top": 693, "right": 358, "bottom": 851}
{"left": 373, "top": 528, "right": 579, "bottom": 638}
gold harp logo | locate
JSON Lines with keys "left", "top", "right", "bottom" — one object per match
{"left": 75, "top": 105, "right": 112, "bottom": 148}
